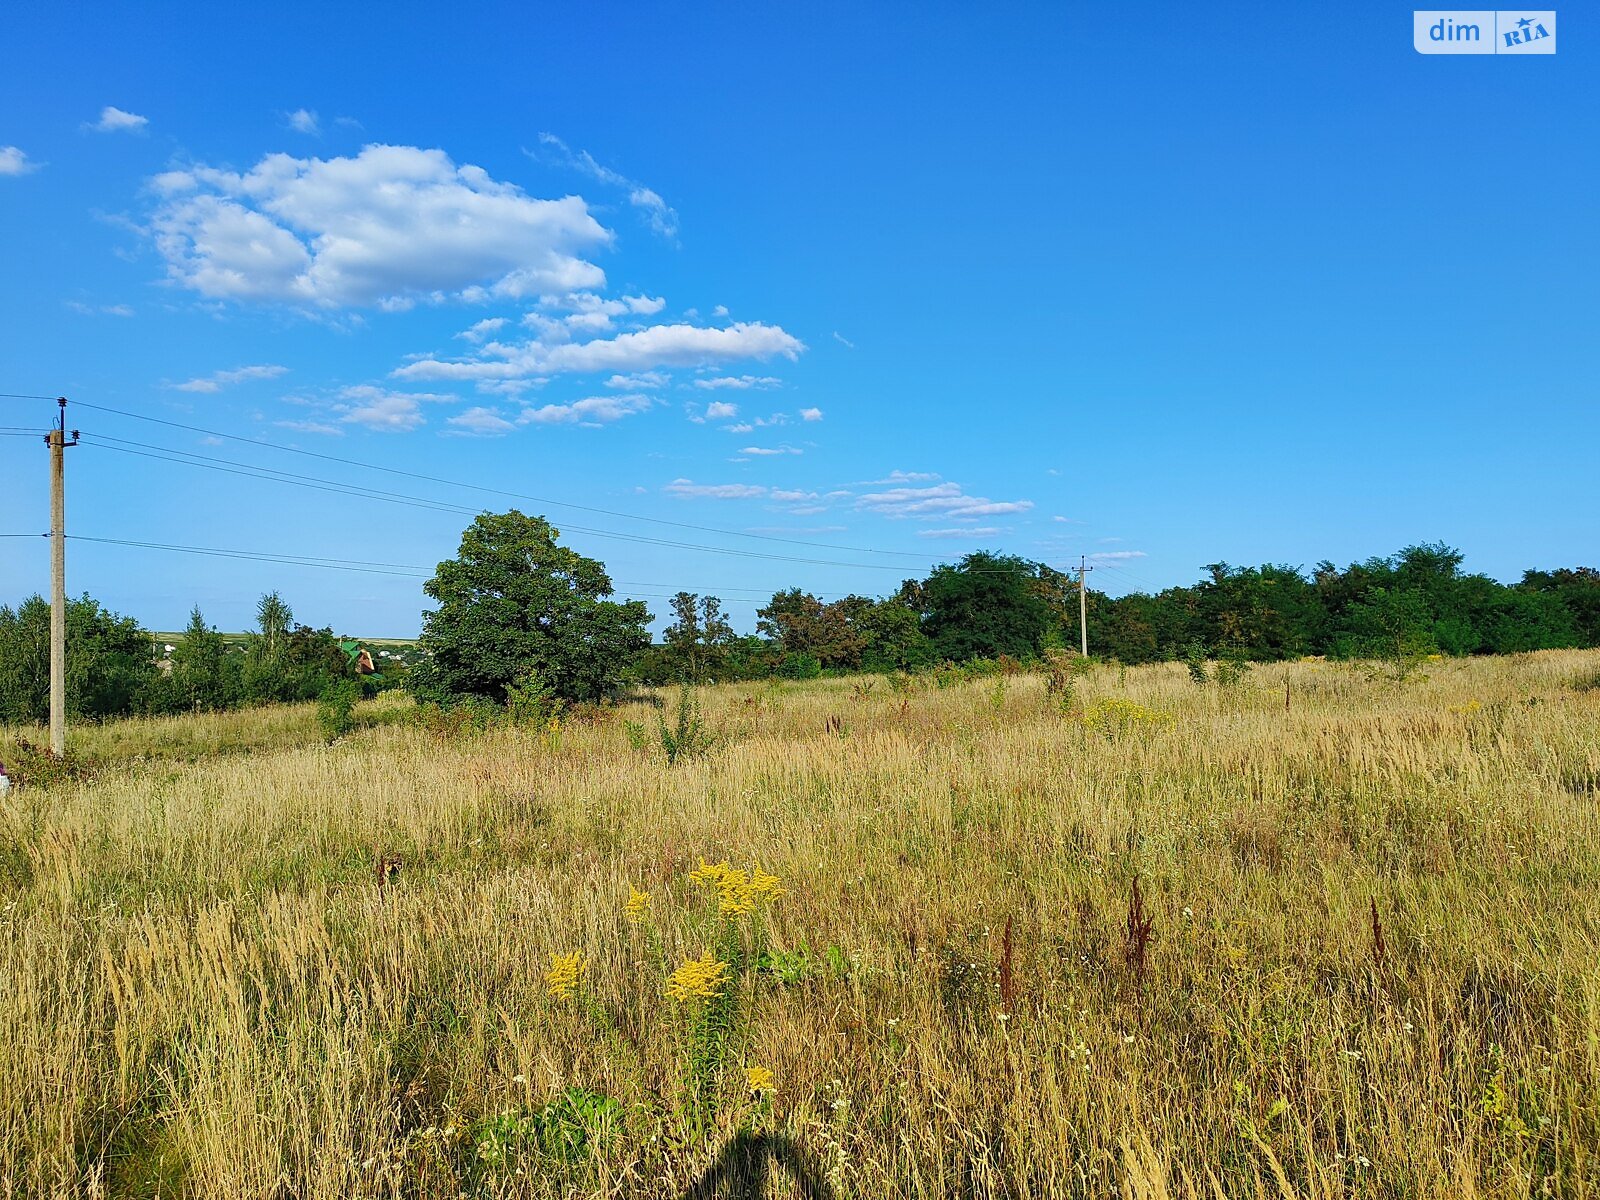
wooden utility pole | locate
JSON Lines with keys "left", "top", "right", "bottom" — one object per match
{"left": 1078, "top": 555, "right": 1094, "bottom": 658}
{"left": 47, "top": 397, "right": 78, "bottom": 757}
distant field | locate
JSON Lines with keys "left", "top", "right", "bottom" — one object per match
{"left": 3, "top": 653, "right": 1599, "bottom": 1198}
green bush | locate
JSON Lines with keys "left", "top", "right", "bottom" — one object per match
{"left": 316, "top": 680, "right": 360, "bottom": 743}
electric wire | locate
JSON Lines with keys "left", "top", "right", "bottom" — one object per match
{"left": 66, "top": 398, "right": 939, "bottom": 561}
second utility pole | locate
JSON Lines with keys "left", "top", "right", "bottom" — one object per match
{"left": 48, "top": 397, "right": 78, "bottom": 758}
{"left": 1078, "top": 554, "right": 1094, "bottom": 658}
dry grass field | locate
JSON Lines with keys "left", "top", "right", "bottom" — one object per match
{"left": 3, "top": 652, "right": 1599, "bottom": 1198}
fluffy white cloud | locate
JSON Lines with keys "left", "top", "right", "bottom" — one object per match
{"left": 287, "top": 109, "right": 320, "bottom": 135}
{"left": 920, "top": 527, "right": 1002, "bottom": 538}
{"left": 856, "top": 481, "right": 1032, "bottom": 520}
{"left": 148, "top": 145, "right": 611, "bottom": 308}
{"left": 769, "top": 488, "right": 820, "bottom": 503}
{"left": 518, "top": 392, "right": 654, "bottom": 425}
{"left": 799, "top": 407, "right": 823, "bottom": 421}
{"left": 447, "top": 406, "right": 517, "bottom": 435}
{"left": 173, "top": 364, "right": 288, "bottom": 393}
{"left": 92, "top": 106, "right": 148, "bottom": 133}
{"left": 397, "top": 321, "right": 803, "bottom": 383}
{"left": 664, "top": 479, "right": 766, "bottom": 500}
{"left": 693, "top": 375, "right": 780, "bottom": 390}
{"left": 336, "top": 388, "right": 426, "bottom": 431}
{"left": 0, "top": 146, "right": 38, "bottom": 175}
{"left": 703, "top": 401, "right": 738, "bottom": 420}
{"left": 1091, "top": 550, "right": 1148, "bottom": 560}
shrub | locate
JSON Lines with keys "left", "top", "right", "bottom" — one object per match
{"left": 316, "top": 680, "right": 360, "bottom": 743}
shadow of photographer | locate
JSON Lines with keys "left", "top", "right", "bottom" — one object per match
{"left": 680, "top": 1131, "right": 834, "bottom": 1200}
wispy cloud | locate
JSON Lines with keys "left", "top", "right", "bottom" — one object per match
{"left": 173, "top": 364, "right": 288, "bottom": 393}
{"left": 856, "top": 481, "right": 1032, "bottom": 520}
{"left": 920, "top": 527, "right": 1002, "bottom": 539}
{"left": 740, "top": 445, "right": 802, "bottom": 456}
{"left": 66, "top": 301, "right": 135, "bottom": 317}
{"left": 336, "top": 388, "right": 426, "bottom": 432}
{"left": 605, "top": 371, "right": 668, "bottom": 390}
{"left": 274, "top": 419, "right": 343, "bottom": 436}
{"left": 664, "top": 479, "right": 766, "bottom": 500}
{"left": 536, "top": 132, "right": 679, "bottom": 240}
{"left": 89, "top": 106, "right": 148, "bottom": 133}
{"left": 694, "top": 375, "right": 780, "bottom": 390}
{"left": 518, "top": 392, "right": 654, "bottom": 425}
{"left": 398, "top": 321, "right": 804, "bottom": 384}
{"left": 286, "top": 108, "right": 320, "bottom": 135}
{"left": 0, "top": 146, "right": 39, "bottom": 176}
{"left": 832, "top": 332, "right": 855, "bottom": 348}
{"left": 1090, "top": 550, "right": 1148, "bottom": 560}
{"left": 446, "top": 406, "right": 517, "bottom": 436}
{"left": 799, "top": 407, "right": 823, "bottom": 421}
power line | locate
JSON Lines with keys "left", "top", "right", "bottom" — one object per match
{"left": 78, "top": 434, "right": 933, "bottom": 572}
{"left": 67, "top": 399, "right": 938, "bottom": 561}
{"left": 62, "top": 533, "right": 785, "bottom": 602}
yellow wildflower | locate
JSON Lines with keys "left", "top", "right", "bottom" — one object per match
{"left": 745, "top": 1065, "right": 776, "bottom": 1095}
{"left": 689, "top": 859, "right": 734, "bottom": 888}
{"left": 1448, "top": 699, "right": 1482, "bottom": 715}
{"left": 748, "top": 867, "right": 786, "bottom": 901}
{"left": 544, "top": 951, "right": 586, "bottom": 1000}
{"left": 666, "top": 951, "right": 730, "bottom": 1002}
{"left": 624, "top": 886, "right": 652, "bottom": 922}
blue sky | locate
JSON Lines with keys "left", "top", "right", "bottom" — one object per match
{"left": 0, "top": 3, "right": 1593, "bottom": 637}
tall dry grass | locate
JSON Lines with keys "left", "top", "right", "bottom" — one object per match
{"left": 2, "top": 652, "right": 1598, "bottom": 1197}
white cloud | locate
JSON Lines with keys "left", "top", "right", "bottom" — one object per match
{"left": 856, "top": 481, "right": 1032, "bottom": 520}
{"left": 274, "top": 419, "right": 343, "bottom": 436}
{"left": 0, "top": 146, "right": 38, "bottom": 176}
{"left": 286, "top": 109, "right": 320, "bottom": 135}
{"left": 769, "top": 488, "right": 819, "bottom": 503}
{"left": 397, "top": 321, "right": 804, "bottom": 383}
{"left": 66, "top": 300, "right": 134, "bottom": 317}
{"left": 664, "top": 479, "right": 767, "bottom": 500}
{"left": 148, "top": 144, "right": 611, "bottom": 309}
{"left": 704, "top": 401, "right": 738, "bottom": 420}
{"left": 1052, "top": 515, "right": 1084, "bottom": 524}
{"left": 799, "top": 407, "right": 823, "bottom": 421}
{"left": 173, "top": 363, "right": 289, "bottom": 393}
{"left": 920, "top": 527, "right": 1002, "bottom": 539}
{"left": 694, "top": 375, "right": 780, "bottom": 390}
{"left": 447, "top": 406, "right": 517, "bottom": 436}
{"left": 605, "top": 371, "right": 667, "bottom": 389}
{"left": 746, "top": 524, "right": 847, "bottom": 535}
{"left": 712, "top": 305, "right": 729, "bottom": 317}
{"left": 865, "top": 469, "right": 939, "bottom": 485}
{"left": 91, "top": 106, "right": 148, "bottom": 133}
{"left": 1091, "top": 550, "right": 1148, "bottom": 560}
{"left": 832, "top": 332, "right": 855, "bottom": 348}
{"left": 458, "top": 317, "right": 507, "bottom": 343}
{"left": 517, "top": 392, "right": 654, "bottom": 425}
{"left": 741, "top": 445, "right": 801, "bottom": 456}
{"left": 726, "top": 423, "right": 753, "bottom": 433}
{"left": 536, "top": 133, "right": 679, "bottom": 241}
{"left": 336, "top": 388, "right": 425, "bottom": 432}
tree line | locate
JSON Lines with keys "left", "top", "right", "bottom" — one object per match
{"left": 4, "top": 511, "right": 1597, "bottom": 725}
{"left": 0, "top": 591, "right": 374, "bottom": 725}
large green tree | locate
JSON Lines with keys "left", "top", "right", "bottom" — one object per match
{"left": 921, "top": 553, "right": 1054, "bottom": 661}
{"left": 410, "top": 511, "right": 651, "bottom": 705}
